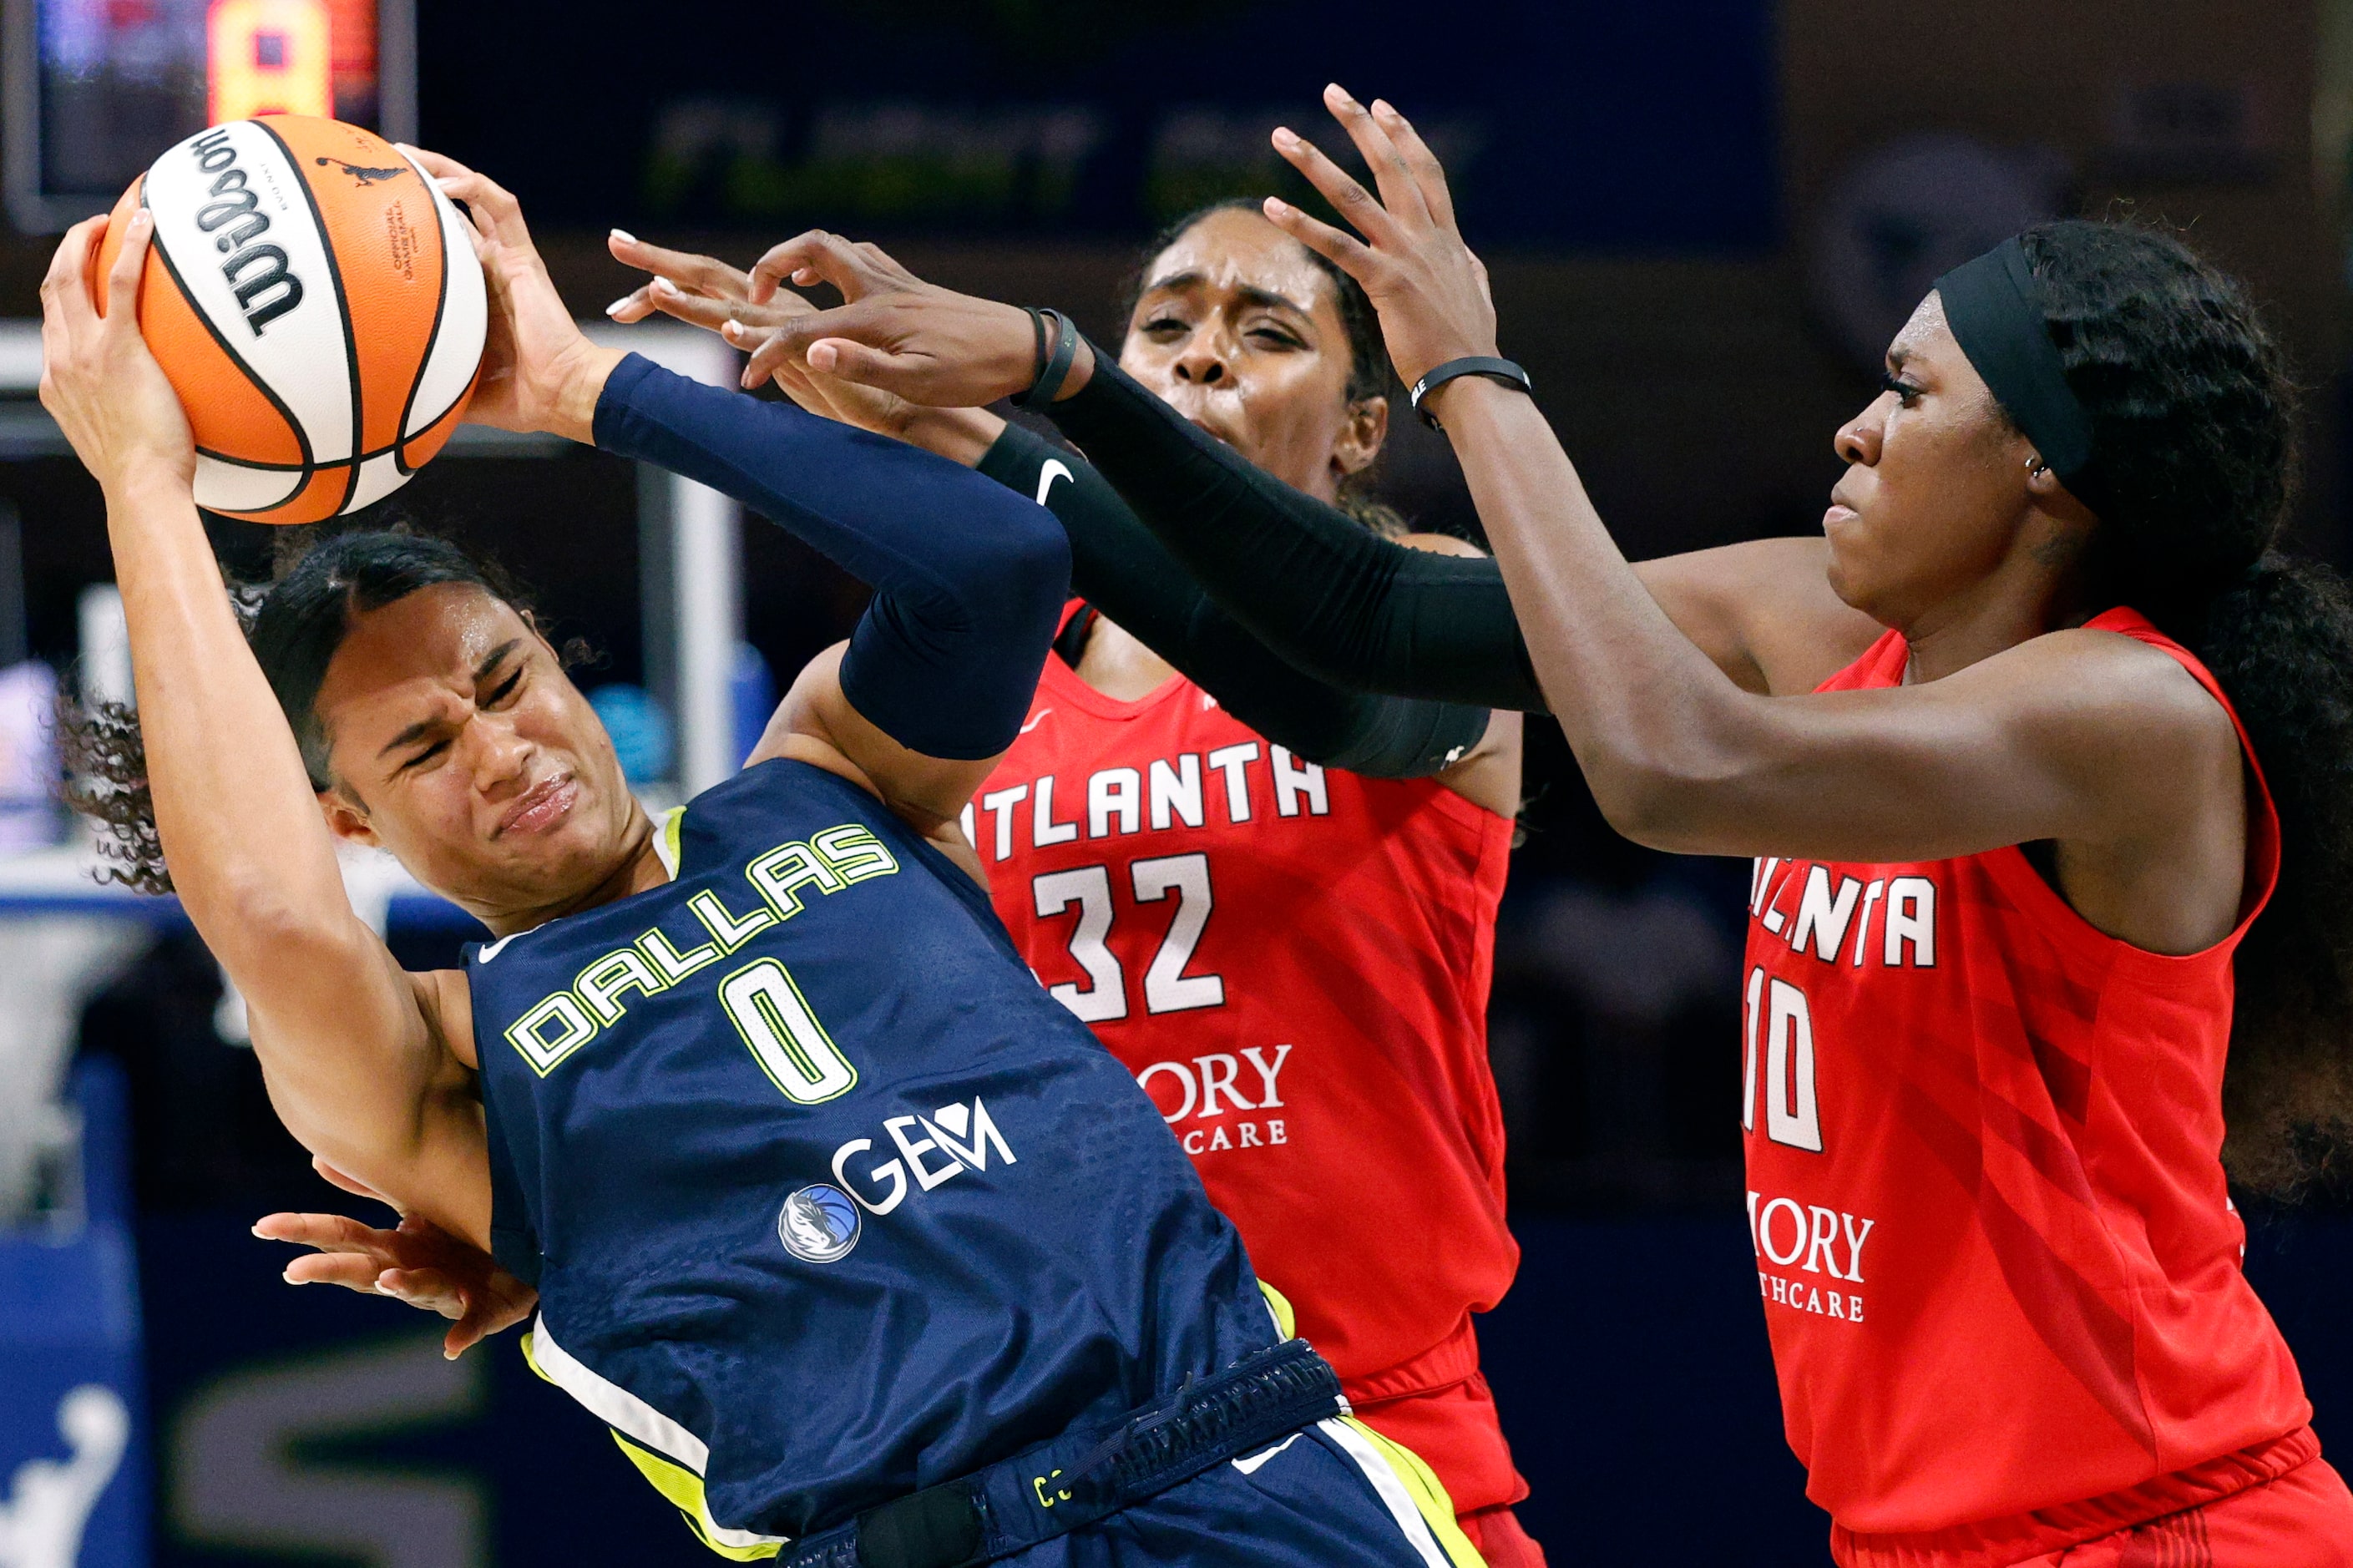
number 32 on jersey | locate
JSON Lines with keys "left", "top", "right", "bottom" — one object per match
{"left": 1030, "top": 852, "right": 1223, "bottom": 1023}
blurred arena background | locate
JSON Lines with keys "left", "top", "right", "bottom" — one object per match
{"left": 4, "top": 1, "right": 2353, "bottom": 1562}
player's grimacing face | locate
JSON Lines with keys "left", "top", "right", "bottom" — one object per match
{"left": 1822, "top": 293, "right": 2037, "bottom": 627}
{"left": 1118, "top": 207, "right": 1383, "bottom": 503}
{"left": 310, "top": 584, "right": 637, "bottom": 912}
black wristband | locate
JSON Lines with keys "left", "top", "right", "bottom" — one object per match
{"left": 1020, "top": 306, "right": 1048, "bottom": 400}
{"left": 1409, "top": 355, "right": 1532, "bottom": 430}
{"left": 1014, "top": 308, "right": 1081, "bottom": 408}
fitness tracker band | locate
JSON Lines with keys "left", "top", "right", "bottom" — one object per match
{"left": 1409, "top": 356, "right": 1532, "bottom": 430}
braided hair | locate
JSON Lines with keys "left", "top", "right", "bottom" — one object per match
{"left": 2021, "top": 219, "right": 2353, "bottom": 1195}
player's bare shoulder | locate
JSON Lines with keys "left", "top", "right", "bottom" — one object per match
{"left": 2037, "top": 623, "right": 2243, "bottom": 759}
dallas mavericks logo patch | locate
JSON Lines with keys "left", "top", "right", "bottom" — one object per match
{"left": 777, "top": 1184, "right": 861, "bottom": 1262}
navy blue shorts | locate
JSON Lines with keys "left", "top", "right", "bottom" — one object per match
{"left": 1015, "top": 1419, "right": 1483, "bottom": 1568}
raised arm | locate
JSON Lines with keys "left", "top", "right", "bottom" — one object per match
{"left": 1251, "top": 89, "right": 2239, "bottom": 924}
{"left": 1030, "top": 352, "right": 1543, "bottom": 711}
{"left": 38, "top": 216, "right": 486, "bottom": 1244}
{"left": 417, "top": 155, "right": 1070, "bottom": 852}
{"left": 589, "top": 354, "right": 1068, "bottom": 835}
{"left": 604, "top": 236, "right": 1498, "bottom": 777}
{"left": 708, "top": 225, "right": 1885, "bottom": 716}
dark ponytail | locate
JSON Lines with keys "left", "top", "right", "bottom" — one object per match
{"left": 2023, "top": 220, "right": 2353, "bottom": 1194}
{"left": 61, "top": 529, "right": 550, "bottom": 897}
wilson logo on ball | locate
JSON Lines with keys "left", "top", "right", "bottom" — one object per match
{"left": 188, "top": 127, "right": 304, "bottom": 336}
{"left": 98, "top": 116, "right": 487, "bottom": 526}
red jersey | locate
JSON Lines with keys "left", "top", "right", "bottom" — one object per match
{"left": 965, "top": 609, "right": 1523, "bottom": 1515}
{"left": 1743, "top": 608, "right": 2310, "bottom": 1548}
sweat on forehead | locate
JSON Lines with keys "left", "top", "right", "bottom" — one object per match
{"left": 1143, "top": 208, "right": 1337, "bottom": 314}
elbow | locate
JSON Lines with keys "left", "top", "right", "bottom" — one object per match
{"left": 1006, "top": 494, "right": 1075, "bottom": 583}
{"left": 1582, "top": 746, "right": 1736, "bottom": 854}
{"left": 977, "top": 498, "right": 1073, "bottom": 625}
{"left": 1576, "top": 690, "right": 1773, "bottom": 853}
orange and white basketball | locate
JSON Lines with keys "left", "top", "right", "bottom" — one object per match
{"left": 95, "top": 117, "right": 487, "bottom": 525}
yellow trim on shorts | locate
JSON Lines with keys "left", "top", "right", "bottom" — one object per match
{"left": 1337, "top": 1416, "right": 1487, "bottom": 1568}
{"left": 611, "top": 1434, "right": 782, "bottom": 1561}
{"left": 1258, "top": 1279, "right": 1298, "bottom": 1340}
{"left": 524, "top": 1329, "right": 783, "bottom": 1560}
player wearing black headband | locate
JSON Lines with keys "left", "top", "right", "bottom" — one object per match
{"left": 693, "top": 83, "right": 2353, "bottom": 1568}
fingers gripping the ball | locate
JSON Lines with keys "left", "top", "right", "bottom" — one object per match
{"left": 38, "top": 216, "right": 112, "bottom": 398}
{"left": 403, "top": 146, "right": 529, "bottom": 245}
{"left": 104, "top": 210, "right": 153, "bottom": 321}
{"left": 36, "top": 220, "right": 99, "bottom": 410}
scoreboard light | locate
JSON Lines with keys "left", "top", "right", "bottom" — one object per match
{"left": 3, "top": 0, "right": 414, "bottom": 232}
{"left": 206, "top": 0, "right": 332, "bottom": 124}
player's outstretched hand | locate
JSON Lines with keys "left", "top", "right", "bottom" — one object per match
{"left": 731, "top": 232, "right": 1053, "bottom": 409}
{"left": 37, "top": 210, "right": 195, "bottom": 499}
{"left": 255, "top": 1157, "right": 537, "bottom": 1361}
{"left": 603, "top": 231, "right": 922, "bottom": 438}
{"left": 1262, "top": 86, "right": 1499, "bottom": 403}
{"left": 401, "top": 146, "right": 623, "bottom": 443}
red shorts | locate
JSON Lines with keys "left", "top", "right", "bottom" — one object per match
{"left": 1349, "top": 1367, "right": 1544, "bottom": 1565}
{"left": 1351, "top": 1370, "right": 1529, "bottom": 1517}
{"left": 1459, "top": 1504, "right": 1547, "bottom": 1568}
{"left": 1831, "top": 1431, "right": 2353, "bottom": 1568}
{"left": 2014, "top": 1459, "right": 2353, "bottom": 1567}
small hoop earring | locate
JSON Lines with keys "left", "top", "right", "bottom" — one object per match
{"left": 2026, "top": 458, "right": 2048, "bottom": 477}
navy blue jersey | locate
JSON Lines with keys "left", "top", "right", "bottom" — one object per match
{"left": 468, "top": 759, "right": 1275, "bottom": 1552}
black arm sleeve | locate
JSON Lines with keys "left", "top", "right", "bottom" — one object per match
{"left": 976, "top": 422, "right": 1493, "bottom": 777}
{"left": 594, "top": 353, "right": 1068, "bottom": 759}
{"left": 1041, "top": 352, "right": 1548, "bottom": 713}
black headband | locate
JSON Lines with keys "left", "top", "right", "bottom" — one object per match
{"left": 1932, "top": 237, "right": 2108, "bottom": 518}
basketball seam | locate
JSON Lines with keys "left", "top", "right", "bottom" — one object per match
{"left": 188, "top": 459, "right": 311, "bottom": 514}
{"left": 392, "top": 149, "right": 453, "bottom": 477}
{"left": 194, "top": 391, "right": 467, "bottom": 473}
{"left": 142, "top": 178, "right": 317, "bottom": 477}
{"left": 255, "top": 119, "right": 363, "bottom": 516}
{"left": 200, "top": 466, "right": 343, "bottom": 521}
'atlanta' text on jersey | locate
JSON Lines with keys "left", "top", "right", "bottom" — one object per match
{"left": 1740, "top": 610, "right": 2311, "bottom": 1545}
{"left": 974, "top": 615, "right": 1527, "bottom": 1520}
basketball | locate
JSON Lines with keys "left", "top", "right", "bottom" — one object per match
{"left": 94, "top": 117, "right": 487, "bottom": 526}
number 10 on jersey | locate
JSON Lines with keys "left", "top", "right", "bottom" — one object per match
{"left": 1743, "top": 968, "right": 1823, "bottom": 1152}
